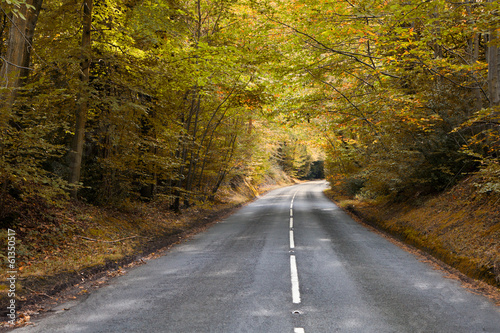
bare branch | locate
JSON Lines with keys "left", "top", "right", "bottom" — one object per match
{"left": 268, "top": 17, "right": 400, "bottom": 79}
{"left": 0, "top": 56, "right": 33, "bottom": 70}
{"left": 77, "top": 235, "right": 143, "bottom": 243}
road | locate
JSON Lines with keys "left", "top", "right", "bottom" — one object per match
{"left": 14, "top": 181, "right": 500, "bottom": 332}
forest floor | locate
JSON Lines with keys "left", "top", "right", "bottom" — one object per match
{"left": 325, "top": 174, "right": 500, "bottom": 304}
{"left": 0, "top": 175, "right": 294, "bottom": 329}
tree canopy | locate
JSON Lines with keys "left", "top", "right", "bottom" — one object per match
{"left": 1, "top": 0, "right": 499, "bottom": 220}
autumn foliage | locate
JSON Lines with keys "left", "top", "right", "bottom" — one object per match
{"left": 0, "top": 0, "right": 500, "bottom": 314}
{"left": 260, "top": 0, "right": 500, "bottom": 201}
{"left": 0, "top": 0, "right": 317, "bottom": 222}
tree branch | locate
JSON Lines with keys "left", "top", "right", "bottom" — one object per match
{"left": 77, "top": 235, "right": 143, "bottom": 243}
{"left": 0, "top": 56, "right": 33, "bottom": 70}
{"left": 268, "top": 17, "right": 400, "bottom": 79}
{"left": 305, "top": 68, "right": 383, "bottom": 139}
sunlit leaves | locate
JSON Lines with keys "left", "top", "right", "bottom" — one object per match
{"left": 2, "top": 0, "right": 499, "bottom": 210}
{"left": 253, "top": 0, "right": 498, "bottom": 199}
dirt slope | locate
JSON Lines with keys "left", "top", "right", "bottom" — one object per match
{"left": 326, "top": 176, "right": 500, "bottom": 288}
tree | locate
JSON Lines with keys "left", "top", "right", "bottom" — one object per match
{"left": 0, "top": 0, "right": 42, "bottom": 94}
{"left": 1, "top": 0, "right": 47, "bottom": 217}
{"left": 487, "top": 0, "right": 500, "bottom": 107}
{"left": 67, "top": 0, "right": 93, "bottom": 196}
{"left": 1, "top": 0, "right": 43, "bottom": 134}
{"left": 4, "top": 0, "right": 500, "bottom": 216}
{"left": 254, "top": 0, "right": 498, "bottom": 199}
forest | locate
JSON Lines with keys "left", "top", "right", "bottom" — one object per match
{"left": 0, "top": 0, "right": 499, "bottom": 227}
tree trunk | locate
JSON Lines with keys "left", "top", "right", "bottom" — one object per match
{"left": 467, "top": 0, "right": 484, "bottom": 112}
{"left": 209, "top": 131, "right": 238, "bottom": 200}
{"left": 171, "top": 89, "right": 197, "bottom": 211}
{"left": 488, "top": 38, "right": 500, "bottom": 107}
{"left": 184, "top": 94, "right": 201, "bottom": 206}
{"left": 0, "top": 0, "right": 43, "bottom": 124}
{"left": 487, "top": 0, "right": 500, "bottom": 108}
{"left": 68, "top": 0, "right": 93, "bottom": 195}
{"left": 0, "top": 0, "right": 43, "bottom": 88}
{"left": 0, "top": 0, "right": 43, "bottom": 211}
{"left": 472, "top": 33, "right": 484, "bottom": 111}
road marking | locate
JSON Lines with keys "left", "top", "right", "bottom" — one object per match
{"left": 290, "top": 255, "right": 301, "bottom": 303}
{"left": 291, "top": 189, "right": 304, "bottom": 331}
{"left": 291, "top": 189, "right": 298, "bottom": 210}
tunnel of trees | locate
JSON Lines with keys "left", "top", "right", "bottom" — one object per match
{"left": 1, "top": 0, "right": 499, "bottom": 221}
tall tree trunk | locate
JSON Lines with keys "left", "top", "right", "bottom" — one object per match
{"left": 467, "top": 0, "right": 484, "bottom": 112}
{"left": 487, "top": 0, "right": 500, "bottom": 108}
{"left": 0, "top": 0, "right": 43, "bottom": 212}
{"left": 196, "top": 109, "right": 228, "bottom": 190}
{"left": 184, "top": 95, "right": 201, "bottom": 206}
{"left": 0, "top": 0, "right": 43, "bottom": 125}
{"left": 472, "top": 33, "right": 484, "bottom": 111}
{"left": 488, "top": 37, "right": 500, "bottom": 107}
{"left": 68, "top": 0, "right": 93, "bottom": 195}
{"left": 171, "top": 89, "right": 197, "bottom": 211}
{"left": 0, "top": 0, "right": 43, "bottom": 89}
{"left": 209, "top": 131, "right": 238, "bottom": 200}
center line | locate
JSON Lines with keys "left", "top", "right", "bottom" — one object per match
{"left": 289, "top": 230, "right": 295, "bottom": 249}
{"left": 290, "top": 255, "right": 301, "bottom": 304}
{"left": 290, "top": 217, "right": 294, "bottom": 229}
{"left": 294, "top": 328, "right": 305, "bottom": 333}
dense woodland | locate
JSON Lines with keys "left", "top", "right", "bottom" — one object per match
{"left": 0, "top": 0, "right": 499, "bottom": 222}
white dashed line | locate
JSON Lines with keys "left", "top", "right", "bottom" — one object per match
{"left": 290, "top": 188, "right": 302, "bottom": 322}
{"left": 290, "top": 255, "right": 301, "bottom": 303}
{"left": 294, "top": 328, "right": 305, "bottom": 333}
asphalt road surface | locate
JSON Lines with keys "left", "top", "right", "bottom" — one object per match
{"left": 14, "top": 181, "right": 500, "bottom": 332}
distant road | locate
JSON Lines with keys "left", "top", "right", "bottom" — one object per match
{"left": 14, "top": 181, "right": 500, "bottom": 332}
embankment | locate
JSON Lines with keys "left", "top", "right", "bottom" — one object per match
{"left": 325, "top": 176, "right": 500, "bottom": 289}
